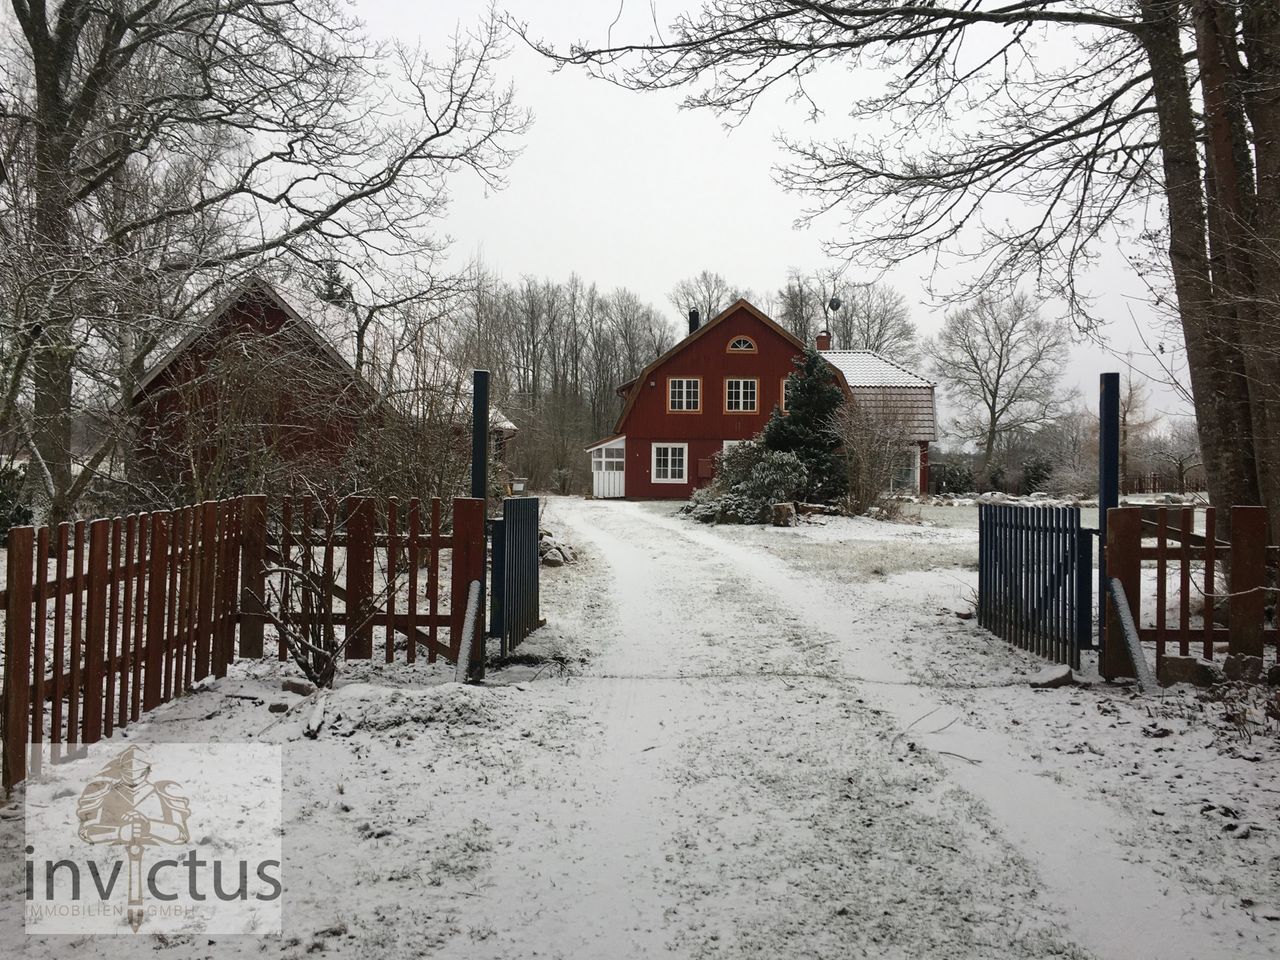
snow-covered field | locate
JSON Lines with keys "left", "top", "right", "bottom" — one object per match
{"left": 1, "top": 496, "right": 1277, "bottom": 959}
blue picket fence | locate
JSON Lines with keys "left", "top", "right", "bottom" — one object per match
{"left": 489, "top": 497, "right": 541, "bottom": 656}
{"left": 978, "top": 504, "right": 1093, "bottom": 669}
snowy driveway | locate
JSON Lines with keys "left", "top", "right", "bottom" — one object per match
{"left": 441, "top": 497, "right": 1276, "bottom": 960}
{"left": 3, "top": 496, "right": 1276, "bottom": 959}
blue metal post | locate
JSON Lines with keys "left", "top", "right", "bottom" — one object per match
{"left": 471, "top": 369, "right": 490, "bottom": 502}
{"left": 1097, "top": 372, "right": 1120, "bottom": 654}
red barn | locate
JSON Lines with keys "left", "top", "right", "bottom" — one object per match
{"left": 132, "top": 278, "right": 516, "bottom": 499}
{"left": 132, "top": 278, "right": 370, "bottom": 495}
{"left": 586, "top": 299, "right": 936, "bottom": 499}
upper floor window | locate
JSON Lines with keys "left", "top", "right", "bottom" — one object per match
{"left": 780, "top": 377, "right": 791, "bottom": 413}
{"left": 727, "top": 336, "right": 757, "bottom": 353}
{"left": 668, "top": 377, "right": 701, "bottom": 412}
{"left": 725, "top": 378, "right": 758, "bottom": 413}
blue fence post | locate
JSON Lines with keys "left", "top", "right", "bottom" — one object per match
{"left": 489, "top": 515, "right": 506, "bottom": 646}
{"left": 1097, "top": 372, "right": 1120, "bottom": 652}
{"left": 1075, "top": 528, "right": 1093, "bottom": 668}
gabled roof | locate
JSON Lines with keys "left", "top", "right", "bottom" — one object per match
{"left": 818, "top": 350, "right": 934, "bottom": 388}
{"left": 612, "top": 299, "right": 809, "bottom": 433}
{"left": 132, "top": 276, "right": 517, "bottom": 433}
{"left": 132, "top": 276, "right": 360, "bottom": 401}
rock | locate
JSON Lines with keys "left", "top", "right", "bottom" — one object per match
{"left": 1029, "top": 664, "right": 1075, "bottom": 689}
{"left": 542, "top": 549, "right": 565, "bottom": 567}
{"left": 268, "top": 702, "right": 290, "bottom": 714}
{"left": 1222, "top": 654, "right": 1264, "bottom": 683}
{"left": 771, "top": 502, "right": 798, "bottom": 527}
{"left": 1267, "top": 663, "right": 1280, "bottom": 687}
{"left": 954, "top": 609, "right": 974, "bottom": 620}
{"left": 282, "top": 678, "right": 315, "bottom": 696}
{"left": 1158, "top": 655, "right": 1223, "bottom": 688}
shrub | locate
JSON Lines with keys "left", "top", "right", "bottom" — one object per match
{"left": 829, "top": 399, "right": 913, "bottom": 516}
{"left": 1020, "top": 453, "right": 1054, "bottom": 494}
{"left": 0, "top": 461, "right": 34, "bottom": 537}
{"left": 933, "top": 461, "right": 975, "bottom": 494}
{"left": 682, "top": 440, "right": 808, "bottom": 524}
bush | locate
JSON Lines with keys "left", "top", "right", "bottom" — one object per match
{"left": 682, "top": 440, "right": 808, "bottom": 524}
{"left": 829, "top": 399, "right": 912, "bottom": 516}
{"left": 932, "top": 461, "right": 975, "bottom": 494}
{"left": 0, "top": 461, "right": 34, "bottom": 537}
{"left": 1020, "top": 454, "right": 1054, "bottom": 494}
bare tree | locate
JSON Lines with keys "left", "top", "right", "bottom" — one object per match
{"left": 831, "top": 283, "right": 917, "bottom": 361}
{"left": 668, "top": 270, "right": 742, "bottom": 324}
{"left": 1119, "top": 370, "right": 1159, "bottom": 485}
{"left": 1034, "top": 406, "right": 1099, "bottom": 497}
{"left": 925, "top": 292, "right": 1070, "bottom": 474}
{"left": 1150, "top": 420, "right": 1204, "bottom": 492}
{"left": 829, "top": 397, "right": 913, "bottom": 516}
{"left": 1, "top": 2, "right": 527, "bottom": 520}
{"left": 515, "top": 0, "right": 1280, "bottom": 532}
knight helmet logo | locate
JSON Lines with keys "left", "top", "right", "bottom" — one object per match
{"left": 75, "top": 746, "right": 192, "bottom": 931}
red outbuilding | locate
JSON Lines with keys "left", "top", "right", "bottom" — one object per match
{"left": 586, "top": 299, "right": 936, "bottom": 499}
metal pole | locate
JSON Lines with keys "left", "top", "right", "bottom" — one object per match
{"left": 1097, "top": 372, "right": 1120, "bottom": 654}
{"left": 471, "top": 369, "right": 490, "bottom": 502}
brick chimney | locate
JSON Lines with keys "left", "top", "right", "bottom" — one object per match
{"left": 688, "top": 309, "right": 700, "bottom": 335}
{"left": 816, "top": 329, "right": 832, "bottom": 351}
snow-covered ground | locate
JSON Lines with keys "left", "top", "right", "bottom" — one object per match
{"left": 1, "top": 496, "right": 1276, "bottom": 958}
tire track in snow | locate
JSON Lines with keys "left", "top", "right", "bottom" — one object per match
{"left": 518, "top": 498, "right": 1089, "bottom": 959}
{"left": 588, "top": 498, "right": 1271, "bottom": 960}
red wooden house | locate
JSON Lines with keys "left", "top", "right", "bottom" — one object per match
{"left": 132, "top": 278, "right": 516, "bottom": 498}
{"left": 586, "top": 299, "right": 936, "bottom": 499}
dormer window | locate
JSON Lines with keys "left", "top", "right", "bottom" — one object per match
{"left": 727, "top": 336, "right": 757, "bottom": 353}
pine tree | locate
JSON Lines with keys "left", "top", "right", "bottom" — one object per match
{"left": 762, "top": 349, "right": 847, "bottom": 503}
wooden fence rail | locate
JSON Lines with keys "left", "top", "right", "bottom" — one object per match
{"left": 1103, "top": 505, "right": 1277, "bottom": 680}
{"left": 2, "top": 494, "right": 486, "bottom": 790}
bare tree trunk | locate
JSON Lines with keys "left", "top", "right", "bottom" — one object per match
{"left": 30, "top": 136, "right": 75, "bottom": 522}
{"left": 1140, "top": 0, "right": 1259, "bottom": 515}
{"left": 1238, "top": 0, "right": 1280, "bottom": 536}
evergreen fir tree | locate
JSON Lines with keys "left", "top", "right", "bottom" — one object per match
{"left": 762, "top": 348, "right": 847, "bottom": 503}
{"left": 315, "top": 261, "right": 353, "bottom": 306}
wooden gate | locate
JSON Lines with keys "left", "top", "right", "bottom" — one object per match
{"left": 489, "top": 497, "right": 541, "bottom": 656}
{"left": 1102, "top": 505, "right": 1277, "bottom": 680}
{"left": 978, "top": 504, "right": 1093, "bottom": 668}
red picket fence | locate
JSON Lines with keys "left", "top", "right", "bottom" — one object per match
{"left": 1103, "top": 505, "right": 1277, "bottom": 679}
{"left": 2, "top": 494, "right": 486, "bottom": 790}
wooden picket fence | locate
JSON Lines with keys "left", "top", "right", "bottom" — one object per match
{"left": 1, "top": 494, "right": 486, "bottom": 790}
{"left": 1103, "top": 505, "right": 1277, "bottom": 679}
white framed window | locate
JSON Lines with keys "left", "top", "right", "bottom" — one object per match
{"left": 651, "top": 443, "right": 688, "bottom": 483}
{"left": 727, "top": 336, "right": 757, "bottom": 353}
{"left": 725, "top": 378, "right": 758, "bottom": 413}
{"left": 780, "top": 377, "right": 791, "bottom": 412}
{"left": 722, "top": 440, "right": 743, "bottom": 452}
{"left": 668, "top": 377, "right": 701, "bottom": 412}
{"left": 592, "top": 447, "right": 625, "bottom": 472}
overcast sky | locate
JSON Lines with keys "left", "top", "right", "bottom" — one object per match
{"left": 360, "top": 0, "right": 1192, "bottom": 424}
